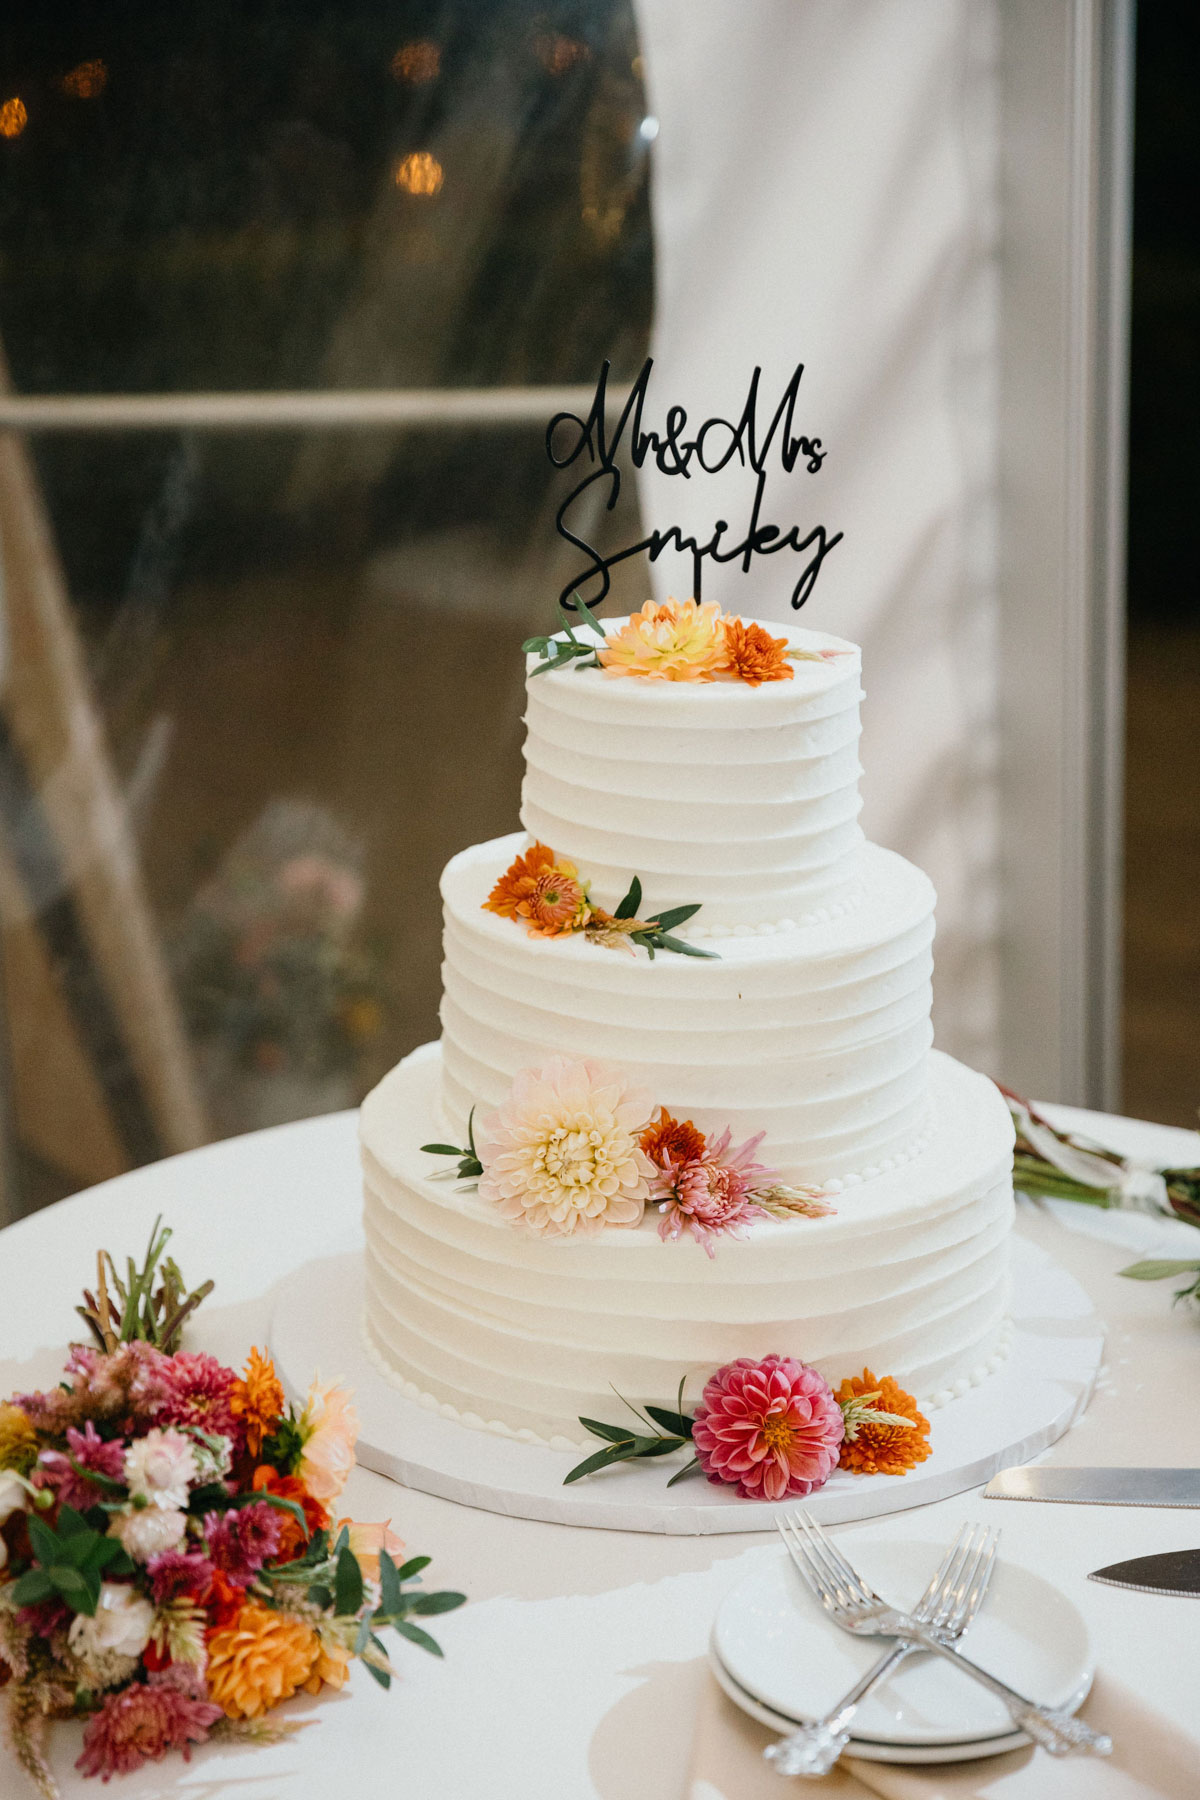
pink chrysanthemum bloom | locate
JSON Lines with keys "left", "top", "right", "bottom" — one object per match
{"left": 653, "top": 1128, "right": 776, "bottom": 1255}
{"left": 146, "top": 1549, "right": 217, "bottom": 1606}
{"left": 75, "top": 1666, "right": 223, "bottom": 1780}
{"left": 203, "top": 1501, "right": 284, "bottom": 1583}
{"left": 36, "top": 1421, "right": 127, "bottom": 1510}
{"left": 475, "top": 1056, "right": 655, "bottom": 1237}
{"left": 691, "top": 1355, "right": 844, "bottom": 1501}
{"left": 158, "top": 1352, "right": 241, "bottom": 1442}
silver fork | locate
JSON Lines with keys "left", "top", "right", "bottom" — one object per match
{"left": 764, "top": 1521, "right": 997, "bottom": 1777}
{"left": 777, "top": 1511, "right": 1112, "bottom": 1759}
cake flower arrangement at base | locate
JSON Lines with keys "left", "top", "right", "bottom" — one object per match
{"left": 422, "top": 1052, "right": 933, "bottom": 1498}
{"left": 0, "top": 1222, "right": 464, "bottom": 1798}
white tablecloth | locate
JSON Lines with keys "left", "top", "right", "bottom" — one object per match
{"left": 1, "top": 1103, "right": 1198, "bottom": 1798}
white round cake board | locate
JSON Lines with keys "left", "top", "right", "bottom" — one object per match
{"left": 269, "top": 1234, "right": 1102, "bottom": 1536}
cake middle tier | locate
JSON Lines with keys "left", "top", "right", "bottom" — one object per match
{"left": 439, "top": 833, "right": 936, "bottom": 1186}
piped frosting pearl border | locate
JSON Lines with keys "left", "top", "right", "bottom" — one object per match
{"left": 685, "top": 885, "right": 866, "bottom": 940}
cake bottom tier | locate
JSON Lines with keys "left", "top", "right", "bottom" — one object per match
{"left": 359, "top": 1044, "right": 1014, "bottom": 1449}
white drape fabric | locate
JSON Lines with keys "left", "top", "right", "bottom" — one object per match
{"left": 632, "top": 0, "right": 1000, "bottom": 1069}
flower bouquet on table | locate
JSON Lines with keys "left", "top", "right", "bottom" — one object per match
{"left": 1001, "top": 1085, "right": 1200, "bottom": 1306}
{"left": 0, "top": 1221, "right": 464, "bottom": 1798}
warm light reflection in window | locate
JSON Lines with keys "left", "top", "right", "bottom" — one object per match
{"left": 0, "top": 97, "right": 27, "bottom": 139}
{"left": 391, "top": 41, "right": 440, "bottom": 85}
{"left": 533, "top": 34, "right": 590, "bottom": 76}
{"left": 393, "top": 151, "right": 444, "bottom": 197}
{"left": 60, "top": 59, "right": 108, "bottom": 99}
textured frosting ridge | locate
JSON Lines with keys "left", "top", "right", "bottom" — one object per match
{"left": 521, "top": 621, "right": 865, "bottom": 925}
{"left": 361, "top": 1046, "right": 1015, "bottom": 1445}
{"left": 439, "top": 834, "right": 935, "bottom": 1185}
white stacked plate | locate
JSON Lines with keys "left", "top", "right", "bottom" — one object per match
{"left": 710, "top": 1540, "right": 1094, "bottom": 1764}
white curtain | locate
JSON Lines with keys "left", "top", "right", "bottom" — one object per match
{"left": 632, "top": 0, "right": 1001, "bottom": 1073}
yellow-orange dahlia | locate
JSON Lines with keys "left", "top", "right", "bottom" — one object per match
{"left": 0, "top": 1403, "right": 38, "bottom": 1474}
{"left": 204, "top": 1603, "right": 320, "bottom": 1719}
{"left": 719, "top": 617, "right": 795, "bottom": 686}
{"left": 483, "top": 842, "right": 591, "bottom": 938}
{"left": 229, "top": 1348, "right": 285, "bottom": 1458}
{"left": 304, "top": 1635, "right": 352, "bottom": 1695}
{"left": 834, "top": 1370, "right": 932, "bottom": 1476}
{"left": 598, "top": 598, "right": 726, "bottom": 682}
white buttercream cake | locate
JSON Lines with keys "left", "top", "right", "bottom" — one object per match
{"left": 360, "top": 616, "right": 1014, "bottom": 1449}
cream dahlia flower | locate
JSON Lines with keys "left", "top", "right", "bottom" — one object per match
{"left": 475, "top": 1057, "right": 656, "bottom": 1237}
{"left": 110, "top": 1504, "right": 188, "bottom": 1563}
{"left": 597, "top": 598, "right": 726, "bottom": 682}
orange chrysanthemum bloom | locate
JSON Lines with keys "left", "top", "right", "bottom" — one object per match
{"left": 719, "top": 617, "right": 795, "bottom": 687}
{"left": 598, "top": 598, "right": 726, "bottom": 682}
{"left": 483, "top": 842, "right": 590, "bottom": 938}
{"left": 230, "top": 1347, "right": 285, "bottom": 1457}
{"left": 205, "top": 1603, "right": 320, "bottom": 1718}
{"left": 834, "top": 1369, "right": 932, "bottom": 1476}
{"left": 305, "top": 1636, "right": 352, "bottom": 1695}
{"left": 639, "top": 1108, "right": 707, "bottom": 1170}
{"left": 251, "top": 1465, "right": 329, "bottom": 1560}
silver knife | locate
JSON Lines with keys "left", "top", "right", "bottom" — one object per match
{"left": 1089, "top": 1549, "right": 1200, "bottom": 1597}
{"left": 983, "top": 1466, "right": 1200, "bottom": 1507}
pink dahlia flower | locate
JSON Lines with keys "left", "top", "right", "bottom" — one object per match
{"left": 692, "top": 1355, "right": 844, "bottom": 1500}
{"left": 158, "top": 1351, "right": 241, "bottom": 1442}
{"left": 36, "top": 1421, "right": 127, "bottom": 1510}
{"left": 75, "top": 1666, "right": 223, "bottom": 1780}
{"left": 654, "top": 1128, "right": 776, "bottom": 1255}
{"left": 475, "top": 1056, "right": 655, "bottom": 1237}
{"left": 203, "top": 1501, "right": 284, "bottom": 1583}
{"left": 146, "top": 1549, "right": 217, "bottom": 1606}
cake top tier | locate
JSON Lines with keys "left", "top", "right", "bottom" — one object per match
{"left": 520, "top": 608, "right": 867, "bottom": 929}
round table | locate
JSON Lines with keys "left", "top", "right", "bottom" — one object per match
{"left": 2, "top": 1102, "right": 1198, "bottom": 1798}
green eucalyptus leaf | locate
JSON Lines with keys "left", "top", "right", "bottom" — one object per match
{"left": 26, "top": 1515, "right": 59, "bottom": 1566}
{"left": 9, "top": 1568, "right": 55, "bottom": 1606}
{"left": 364, "top": 1657, "right": 392, "bottom": 1690}
{"left": 392, "top": 1618, "right": 444, "bottom": 1657}
{"left": 1118, "top": 1259, "right": 1200, "bottom": 1281}
{"left": 421, "top": 1143, "right": 465, "bottom": 1157}
{"left": 563, "top": 1441, "right": 641, "bottom": 1485}
{"left": 614, "top": 876, "right": 642, "bottom": 921}
{"left": 51, "top": 1563, "right": 101, "bottom": 1615}
{"left": 651, "top": 904, "right": 702, "bottom": 932}
{"left": 377, "top": 1549, "right": 404, "bottom": 1617}
{"left": 334, "top": 1544, "right": 364, "bottom": 1617}
{"left": 395, "top": 1554, "right": 431, "bottom": 1581}
{"left": 578, "top": 1418, "right": 639, "bottom": 1444}
{"left": 55, "top": 1505, "right": 92, "bottom": 1539}
{"left": 666, "top": 1456, "right": 703, "bottom": 1488}
{"left": 655, "top": 932, "right": 720, "bottom": 959}
{"left": 306, "top": 1583, "right": 333, "bottom": 1610}
{"left": 644, "top": 1405, "right": 694, "bottom": 1438}
{"left": 407, "top": 1590, "right": 467, "bottom": 1616}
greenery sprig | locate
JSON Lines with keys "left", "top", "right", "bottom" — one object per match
{"left": 1117, "top": 1258, "right": 1200, "bottom": 1306}
{"left": 281, "top": 1526, "right": 466, "bottom": 1683}
{"left": 564, "top": 1382, "right": 701, "bottom": 1488}
{"left": 8, "top": 1505, "right": 134, "bottom": 1617}
{"left": 591, "top": 875, "right": 719, "bottom": 961}
{"left": 421, "top": 1107, "right": 484, "bottom": 1182}
{"left": 76, "top": 1215, "right": 214, "bottom": 1356}
{"left": 523, "top": 601, "right": 606, "bottom": 677}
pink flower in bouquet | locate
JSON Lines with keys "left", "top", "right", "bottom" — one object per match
{"left": 75, "top": 1665, "right": 222, "bottom": 1780}
{"left": 296, "top": 1379, "right": 359, "bottom": 1503}
{"left": 20, "top": 1341, "right": 173, "bottom": 1435}
{"left": 111, "top": 1504, "right": 188, "bottom": 1563}
{"left": 36, "top": 1421, "right": 127, "bottom": 1510}
{"left": 691, "top": 1355, "right": 844, "bottom": 1501}
{"left": 476, "top": 1056, "right": 655, "bottom": 1237}
{"left": 124, "top": 1427, "right": 198, "bottom": 1510}
{"left": 146, "top": 1549, "right": 217, "bottom": 1606}
{"left": 333, "top": 1516, "right": 406, "bottom": 1582}
{"left": 159, "top": 1351, "right": 241, "bottom": 1442}
{"left": 654, "top": 1128, "right": 776, "bottom": 1255}
{"left": 203, "top": 1501, "right": 284, "bottom": 1583}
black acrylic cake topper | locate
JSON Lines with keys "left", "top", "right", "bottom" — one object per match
{"left": 545, "top": 357, "right": 844, "bottom": 615}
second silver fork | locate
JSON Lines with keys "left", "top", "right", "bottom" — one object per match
{"left": 764, "top": 1522, "right": 997, "bottom": 1778}
{"left": 779, "top": 1510, "right": 1112, "bottom": 1758}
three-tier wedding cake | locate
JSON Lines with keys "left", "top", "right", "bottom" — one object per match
{"left": 359, "top": 609, "right": 1014, "bottom": 1451}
